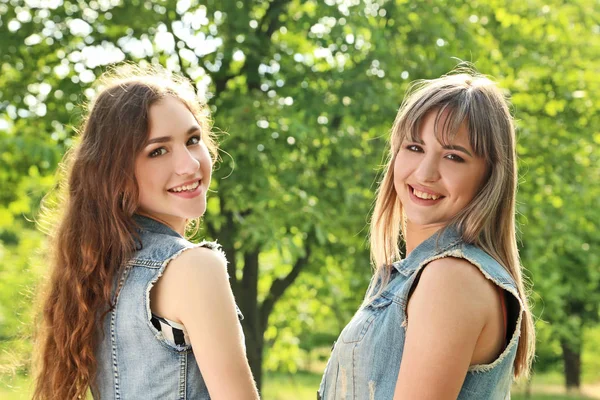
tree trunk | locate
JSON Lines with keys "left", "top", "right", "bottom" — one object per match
{"left": 244, "top": 317, "right": 264, "bottom": 392}
{"left": 239, "top": 233, "right": 314, "bottom": 392}
{"left": 560, "top": 339, "right": 581, "bottom": 390}
{"left": 239, "top": 249, "right": 262, "bottom": 390}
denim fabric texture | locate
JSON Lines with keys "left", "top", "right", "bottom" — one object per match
{"left": 94, "top": 215, "right": 233, "bottom": 400}
{"left": 318, "top": 226, "right": 522, "bottom": 400}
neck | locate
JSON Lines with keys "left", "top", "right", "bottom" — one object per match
{"left": 405, "top": 221, "right": 445, "bottom": 254}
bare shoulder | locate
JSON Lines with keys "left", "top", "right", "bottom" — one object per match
{"left": 167, "top": 246, "right": 231, "bottom": 299}
{"left": 418, "top": 257, "right": 497, "bottom": 303}
{"left": 168, "top": 245, "right": 227, "bottom": 276}
{"left": 424, "top": 256, "right": 487, "bottom": 278}
{"left": 151, "top": 246, "right": 230, "bottom": 323}
{"left": 396, "top": 256, "right": 503, "bottom": 397}
{"left": 160, "top": 246, "right": 257, "bottom": 398}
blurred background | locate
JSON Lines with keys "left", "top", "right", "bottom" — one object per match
{"left": 0, "top": 0, "right": 599, "bottom": 399}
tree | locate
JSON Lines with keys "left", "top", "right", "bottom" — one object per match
{"left": 1, "top": 0, "right": 599, "bottom": 391}
{"left": 477, "top": 1, "right": 600, "bottom": 388}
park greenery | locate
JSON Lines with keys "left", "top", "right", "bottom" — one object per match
{"left": 0, "top": 0, "right": 599, "bottom": 398}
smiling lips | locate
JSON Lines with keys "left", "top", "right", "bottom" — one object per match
{"left": 168, "top": 180, "right": 201, "bottom": 193}
{"left": 409, "top": 184, "right": 445, "bottom": 203}
{"left": 167, "top": 179, "right": 204, "bottom": 200}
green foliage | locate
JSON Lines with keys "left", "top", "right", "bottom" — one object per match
{"left": 583, "top": 327, "right": 600, "bottom": 383}
{"left": 0, "top": 372, "right": 33, "bottom": 400}
{"left": 2, "top": 371, "right": 597, "bottom": 400}
{"left": 0, "top": 226, "right": 46, "bottom": 376}
{"left": 0, "top": 0, "right": 599, "bottom": 389}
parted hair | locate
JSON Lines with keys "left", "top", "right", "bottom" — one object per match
{"left": 368, "top": 69, "right": 535, "bottom": 378}
{"left": 33, "top": 64, "right": 217, "bottom": 400}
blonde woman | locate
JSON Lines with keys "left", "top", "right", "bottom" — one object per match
{"left": 318, "top": 70, "right": 535, "bottom": 399}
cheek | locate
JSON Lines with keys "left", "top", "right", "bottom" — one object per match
{"left": 135, "top": 161, "right": 161, "bottom": 199}
{"left": 133, "top": 162, "right": 145, "bottom": 193}
{"left": 392, "top": 157, "right": 402, "bottom": 191}
{"left": 468, "top": 162, "right": 489, "bottom": 195}
{"left": 393, "top": 153, "right": 412, "bottom": 187}
{"left": 199, "top": 147, "right": 213, "bottom": 176}
{"left": 393, "top": 154, "right": 404, "bottom": 181}
{"left": 135, "top": 172, "right": 151, "bottom": 203}
{"left": 453, "top": 169, "right": 485, "bottom": 201}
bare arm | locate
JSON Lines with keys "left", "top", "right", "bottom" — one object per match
{"left": 153, "top": 247, "right": 259, "bottom": 399}
{"left": 393, "top": 257, "right": 501, "bottom": 400}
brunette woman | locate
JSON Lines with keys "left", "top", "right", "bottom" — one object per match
{"left": 34, "top": 65, "right": 259, "bottom": 400}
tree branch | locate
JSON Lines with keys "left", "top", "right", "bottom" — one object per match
{"left": 213, "top": 188, "right": 240, "bottom": 293}
{"left": 257, "top": 0, "right": 292, "bottom": 38}
{"left": 209, "top": 0, "right": 293, "bottom": 103}
{"left": 259, "top": 228, "right": 315, "bottom": 332}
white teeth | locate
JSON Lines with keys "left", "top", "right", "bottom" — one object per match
{"left": 413, "top": 188, "right": 441, "bottom": 200}
{"left": 171, "top": 180, "right": 200, "bottom": 192}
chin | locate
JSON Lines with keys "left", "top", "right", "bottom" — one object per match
{"left": 183, "top": 207, "right": 207, "bottom": 219}
{"left": 405, "top": 214, "right": 445, "bottom": 227}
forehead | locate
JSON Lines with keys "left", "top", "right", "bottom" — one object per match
{"left": 411, "top": 108, "right": 471, "bottom": 146}
{"left": 147, "top": 97, "right": 197, "bottom": 135}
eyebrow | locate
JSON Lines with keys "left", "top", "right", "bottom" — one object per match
{"left": 409, "top": 138, "right": 473, "bottom": 157}
{"left": 145, "top": 126, "right": 201, "bottom": 146}
{"left": 442, "top": 144, "right": 473, "bottom": 157}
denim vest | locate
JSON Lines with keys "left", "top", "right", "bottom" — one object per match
{"left": 94, "top": 215, "right": 237, "bottom": 400}
{"left": 318, "top": 227, "right": 523, "bottom": 400}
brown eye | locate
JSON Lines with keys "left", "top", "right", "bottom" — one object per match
{"left": 445, "top": 153, "right": 465, "bottom": 163}
{"left": 149, "top": 148, "right": 167, "bottom": 158}
{"left": 406, "top": 145, "right": 423, "bottom": 152}
{"left": 187, "top": 135, "right": 201, "bottom": 145}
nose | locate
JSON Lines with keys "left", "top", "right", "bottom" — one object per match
{"left": 414, "top": 154, "right": 441, "bottom": 182}
{"left": 173, "top": 146, "right": 200, "bottom": 176}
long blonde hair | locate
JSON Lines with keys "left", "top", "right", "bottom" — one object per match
{"left": 369, "top": 69, "right": 534, "bottom": 378}
{"left": 33, "top": 64, "right": 218, "bottom": 399}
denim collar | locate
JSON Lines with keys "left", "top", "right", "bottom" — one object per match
{"left": 392, "top": 225, "right": 463, "bottom": 275}
{"left": 133, "top": 214, "right": 183, "bottom": 239}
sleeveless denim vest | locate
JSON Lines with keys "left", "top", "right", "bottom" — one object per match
{"left": 318, "top": 226, "right": 523, "bottom": 400}
{"left": 94, "top": 215, "right": 240, "bottom": 400}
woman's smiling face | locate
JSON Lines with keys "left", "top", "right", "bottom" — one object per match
{"left": 394, "top": 109, "right": 488, "bottom": 230}
{"left": 134, "top": 96, "right": 212, "bottom": 233}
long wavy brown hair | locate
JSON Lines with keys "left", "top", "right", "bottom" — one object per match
{"left": 33, "top": 64, "right": 217, "bottom": 399}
